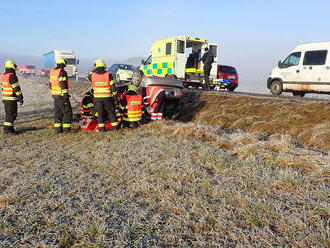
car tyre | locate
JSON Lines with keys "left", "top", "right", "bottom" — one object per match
{"left": 228, "top": 87, "right": 236, "bottom": 92}
{"left": 270, "top": 80, "right": 283, "bottom": 95}
{"left": 166, "top": 74, "right": 178, "bottom": 79}
{"left": 132, "top": 70, "right": 143, "bottom": 87}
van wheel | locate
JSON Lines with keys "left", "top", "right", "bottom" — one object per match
{"left": 293, "top": 92, "right": 305, "bottom": 97}
{"left": 132, "top": 70, "right": 143, "bottom": 87}
{"left": 270, "top": 80, "right": 283, "bottom": 95}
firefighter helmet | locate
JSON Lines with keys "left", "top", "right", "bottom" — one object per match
{"left": 94, "top": 59, "right": 106, "bottom": 69}
{"left": 5, "top": 60, "right": 18, "bottom": 70}
{"left": 55, "top": 56, "right": 67, "bottom": 66}
{"left": 128, "top": 85, "right": 137, "bottom": 92}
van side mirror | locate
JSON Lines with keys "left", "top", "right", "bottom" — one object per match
{"left": 141, "top": 59, "right": 145, "bottom": 65}
{"left": 278, "top": 60, "right": 283, "bottom": 69}
{"left": 77, "top": 59, "right": 79, "bottom": 65}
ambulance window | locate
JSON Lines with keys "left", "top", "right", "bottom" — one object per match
{"left": 210, "top": 45, "right": 217, "bottom": 57}
{"left": 177, "top": 40, "right": 185, "bottom": 54}
{"left": 303, "top": 50, "right": 328, "bottom": 65}
{"left": 145, "top": 56, "right": 152, "bottom": 65}
{"left": 166, "top": 43, "right": 172, "bottom": 55}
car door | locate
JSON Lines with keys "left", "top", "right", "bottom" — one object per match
{"left": 301, "top": 50, "right": 328, "bottom": 83}
{"left": 280, "top": 52, "right": 302, "bottom": 83}
{"left": 300, "top": 49, "right": 330, "bottom": 92}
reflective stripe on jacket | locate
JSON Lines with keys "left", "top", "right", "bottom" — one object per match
{"left": 144, "top": 86, "right": 165, "bottom": 105}
{"left": 50, "top": 68, "right": 68, "bottom": 96}
{"left": 92, "top": 72, "right": 113, "bottom": 98}
{"left": 1, "top": 73, "right": 17, "bottom": 101}
{"left": 124, "top": 95, "right": 142, "bottom": 122}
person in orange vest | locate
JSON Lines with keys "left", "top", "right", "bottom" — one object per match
{"left": 142, "top": 85, "right": 165, "bottom": 120}
{"left": 49, "top": 57, "right": 72, "bottom": 133}
{"left": 1, "top": 60, "right": 24, "bottom": 134}
{"left": 87, "top": 59, "right": 118, "bottom": 132}
{"left": 119, "top": 85, "right": 142, "bottom": 128}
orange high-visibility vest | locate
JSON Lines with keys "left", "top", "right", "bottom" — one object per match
{"left": 49, "top": 69, "right": 62, "bottom": 96}
{"left": 146, "top": 86, "right": 165, "bottom": 105}
{"left": 1, "top": 73, "right": 16, "bottom": 101}
{"left": 124, "top": 95, "right": 142, "bottom": 122}
{"left": 92, "top": 72, "right": 112, "bottom": 98}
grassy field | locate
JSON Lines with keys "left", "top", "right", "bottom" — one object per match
{"left": 0, "top": 78, "right": 329, "bottom": 247}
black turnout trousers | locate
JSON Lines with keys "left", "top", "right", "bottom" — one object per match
{"left": 204, "top": 65, "right": 212, "bottom": 87}
{"left": 3, "top": 100, "right": 17, "bottom": 131}
{"left": 54, "top": 97, "right": 72, "bottom": 127}
{"left": 95, "top": 98, "right": 117, "bottom": 125}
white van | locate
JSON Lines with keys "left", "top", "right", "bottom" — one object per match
{"left": 267, "top": 42, "right": 330, "bottom": 97}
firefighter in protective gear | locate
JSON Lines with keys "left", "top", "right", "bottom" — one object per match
{"left": 49, "top": 56, "right": 73, "bottom": 133}
{"left": 1, "top": 60, "right": 24, "bottom": 134}
{"left": 142, "top": 85, "right": 165, "bottom": 120}
{"left": 119, "top": 85, "right": 142, "bottom": 128}
{"left": 80, "top": 87, "right": 96, "bottom": 119}
{"left": 86, "top": 59, "right": 118, "bottom": 132}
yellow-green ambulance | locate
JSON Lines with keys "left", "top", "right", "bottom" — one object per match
{"left": 132, "top": 36, "right": 218, "bottom": 86}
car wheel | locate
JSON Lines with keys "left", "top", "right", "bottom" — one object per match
{"left": 270, "top": 80, "right": 283, "bottom": 95}
{"left": 166, "top": 74, "right": 178, "bottom": 79}
{"left": 293, "top": 91, "right": 305, "bottom": 97}
{"left": 132, "top": 70, "right": 143, "bottom": 87}
{"left": 228, "top": 87, "right": 235, "bottom": 92}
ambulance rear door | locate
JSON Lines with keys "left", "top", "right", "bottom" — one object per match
{"left": 175, "top": 38, "right": 186, "bottom": 79}
{"left": 208, "top": 42, "right": 219, "bottom": 80}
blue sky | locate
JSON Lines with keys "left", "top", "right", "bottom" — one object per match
{"left": 1, "top": 0, "right": 330, "bottom": 85}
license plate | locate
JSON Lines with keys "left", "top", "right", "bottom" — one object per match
{"left": 228, "top": 76, "right": 235, "bottom": 79}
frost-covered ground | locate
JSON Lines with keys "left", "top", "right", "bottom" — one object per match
{"left": 0, "top": 77, "right": 329, "bottom": 247}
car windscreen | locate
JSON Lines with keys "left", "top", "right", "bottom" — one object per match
{"left": 219, "top": 66, "right": 237, "bottom": 74}
{"left": 118, "top": 64, "right": 134, "bottom": 70}
{"left": 26, "top": 66, "right": 35, "bottom": 69}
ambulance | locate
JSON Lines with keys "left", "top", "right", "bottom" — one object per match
{"left": 132, "top": 36, "right": 219, "bottom": 87}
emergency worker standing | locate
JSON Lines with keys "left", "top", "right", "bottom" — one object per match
{"left": 119, "top": 85, "right": 142, "bottom": 128}
{"left": 201, "top": 47, "right": 214, "bottom": 90}
{"left": 49, "top": 57, "right": 73, "bottom": 133}
{"left": 87, "top": 59, "right": 118, "bottom": 132}
{"left": 1, "top": 60, "right": 24, "bottom": 134}
{"left": 142, "top": 85, "right": 165, "bottom": 120}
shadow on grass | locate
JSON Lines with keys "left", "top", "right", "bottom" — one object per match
{"left": 173, "top": 90, "right": 206, "bottom": 122}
